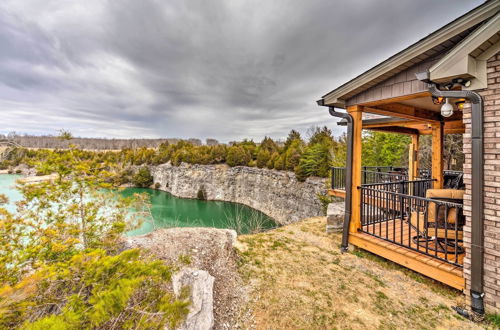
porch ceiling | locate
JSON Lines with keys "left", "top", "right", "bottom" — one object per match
{"left": 362, "top": 117, "right": 464, "bottom": 135}
{"left": 353, "top": 91, "right": 464, "bottom": 134}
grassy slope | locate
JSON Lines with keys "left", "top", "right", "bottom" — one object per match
{"left": 237, "top": 216, "right": 483, "bottom": 329}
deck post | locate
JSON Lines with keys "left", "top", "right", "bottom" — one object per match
{"left": 431, "top": 121, "right": 444, "bottom": 189}
{"left": 347, "top": 105, "right": 363, "bottom": 233}
{"left": 408, "top": 133, "right": 419, "bottom": 181}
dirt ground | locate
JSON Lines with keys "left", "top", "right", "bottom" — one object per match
{"left": 237, "top": 216, "right": 485, "bottom": 330}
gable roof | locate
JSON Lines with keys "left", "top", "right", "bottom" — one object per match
{"left": 429, "top": 12, "right": 500, "bottom": 89}
{"left": 320, "top": 1, "right": 500, "bottom": 108}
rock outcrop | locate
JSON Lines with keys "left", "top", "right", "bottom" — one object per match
{"left": 173, "top": 269, "right": 215, "bottom": 330}
{"left": 151, "top": 163, "right": 327, "bottom": 224}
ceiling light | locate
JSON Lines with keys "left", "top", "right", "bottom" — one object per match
{"left": 441, "top": 98, "right": 454, "bottom": 117}
{"left": 432, "top": 96, "right": 445, "bottom": 105}
{"left": 455, "top": 100, "right": 465, "bottom": 110}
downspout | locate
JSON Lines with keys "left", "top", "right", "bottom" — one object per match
{"left": 416, "top": 72, "right": 485, "bottom": 317}
{"left": 317, "top": 100, "right": 354, "bottom": 252}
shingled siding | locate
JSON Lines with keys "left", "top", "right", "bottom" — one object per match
{"left": 462, "top": 52, "right": 500, "bottom": 312}
{"left": 345, "top": 58, "right": 439, "bottom": 106}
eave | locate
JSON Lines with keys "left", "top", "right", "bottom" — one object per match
{"left": 429, "top": 13, "right": 500, "bottom": 90}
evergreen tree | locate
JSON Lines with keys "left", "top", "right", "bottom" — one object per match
{"left": 284, "top": 129, "right": 301, "bottom": 150}
{"left": 256, "top": 149, "right": 271, "bottom": 168}
{"left": 226, "top": 146, "right": 251, "bottom": 167}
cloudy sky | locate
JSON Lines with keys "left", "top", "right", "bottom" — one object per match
{"left": 0, "top": 0, "right": 483, "bottom": 142}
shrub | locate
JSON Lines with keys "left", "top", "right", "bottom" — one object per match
{"left": 256, "top": 149, "right": 271, "bottom": 168}
{"left": 132, "top": 167, "right": 154, "bottom": 188}
{"left": 272, "top": 153, "right": 284, "bottom": 170}
{"left": 284, "top": 140, "right": 303, "bottom": 171}
{"left": 226, "top": 146, "right": 251, "bottom": 167}
{"left": 0, "top": 150, "right": 188, "bottom": 329}
{"left": 0, "top": 249, "right": 190, "bottom": 329}
{"left": 118, "top": 168, "right": 134, "bottom": 185}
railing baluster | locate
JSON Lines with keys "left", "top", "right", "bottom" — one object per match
{"left": 444, "top": 205, "right": 449, "bottom": 262}
{"left": 360, "top": 181, "right": 463, "bottom": 268}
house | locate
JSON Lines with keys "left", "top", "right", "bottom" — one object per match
{"left": 316, "top": 1, "right": 500, "bottom": 316}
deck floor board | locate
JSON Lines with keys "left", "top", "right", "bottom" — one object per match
{"left": 361, "top": 219, "right": 464, "bottom": 267}
{"left": 355, "top": 220, "right": 464, "bottom": 283}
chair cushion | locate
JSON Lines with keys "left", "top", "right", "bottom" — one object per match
{"left": 426, "top": 189, "right": 464, "bottom": 200}
{"left": 410, "top": 211, "right": 463, "bottom": 240}
{"left": 425, "top": 189, "right": 464, "bottom": 224}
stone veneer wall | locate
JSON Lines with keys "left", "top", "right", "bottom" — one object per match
{"left": 150, "top": 163, "right": 328, "bottom": 225}
{"left": 462, "top": 52, "right": 500, "bottom": 312}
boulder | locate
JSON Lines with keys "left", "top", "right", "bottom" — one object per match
{"left": 173, "top": 268, "right": 215, "bottom": 330}
{"left": 326, "top": 202, "right": 345, "bottom": 233}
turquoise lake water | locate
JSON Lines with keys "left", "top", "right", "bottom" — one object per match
{"left": 0, "top": 175, "right": 276, "bottom": 235}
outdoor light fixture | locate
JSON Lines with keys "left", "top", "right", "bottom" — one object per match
{"left": 452, "top": 78, "right": 471, "bottom": 87}
{"left": 432, "top": 96, "right": 445, "bottom": 105}
{"left": 455, "top": 100, "right": 466, "bottom": 110}
{"left": 440, "top": 98, "right": 454, "bottom": 117}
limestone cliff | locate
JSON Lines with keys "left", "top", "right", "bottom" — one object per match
{"left": 150, "top": 163, "right": 327, "bottom": 224}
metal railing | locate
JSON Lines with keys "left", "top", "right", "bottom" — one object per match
{"left": 330, "top": 166, "right": 463, "bottom": 190}
{"left": 331, "top": 166, "right": 408, "bottom": 190}
{"left": 360, "top": 182, "right": 464, "bottom": 266}
{"left": 331, "top": 167, "right": 347, "bottom": 190}
{"left": 361, "top": 178, "right": 434, "bottom": 198}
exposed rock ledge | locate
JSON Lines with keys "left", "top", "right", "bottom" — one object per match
{"left": 151, "top": 163, "right": 327, "bottom": 224}
{"left": 124, "top": 227, "right": 243, "bottom": 329}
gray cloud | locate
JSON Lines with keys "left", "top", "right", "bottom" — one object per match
{"left": 0, "top": 0, "right": 483, "bottom": 142}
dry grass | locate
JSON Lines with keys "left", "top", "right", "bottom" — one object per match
{"left": 237, "top": 216, "right": 482, "bottom": 330}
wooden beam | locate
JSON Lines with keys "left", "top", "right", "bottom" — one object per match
{"left": 420, "top": 128, "right": 465, "bottom": 135}
{"left": 408, "top": 134, "right": 419, "bottom": 181}
{"left": 363, "top": 119, "right": 464, "bottom": 135}
{"left": 369, "top": 127, "right": 420, "bottom": 135}
{"left": 347, "top": 105, "right": 363, "bottom": 233}
{"left": 431, "top": 122, "right": 444, "bottom": 189}
{"left": 362, "top": 119, "right": 420, "bottom": 129}
{"left": 364, "top": 103, "right": 441, "bottom": 122}
{"left": 328, "top": 189, "right": 346, "bottom": 198}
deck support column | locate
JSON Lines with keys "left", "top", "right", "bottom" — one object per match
{"left": 431, "top": 121, "right": 444, "bottom": 189}
{"left": 347, "top": 105, "right": 363, "bottom": 233}
{"left": 408, "top": 134, "right": 419, "bottom": 181}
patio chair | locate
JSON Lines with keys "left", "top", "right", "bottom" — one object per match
{"left": 408, "top": 189, "right": 465, "bottom": 254}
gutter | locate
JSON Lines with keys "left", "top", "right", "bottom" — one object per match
{"left": 416, "top": 71, "right": 485, "bottom": 317}
{"left": 317, "top": 99, "right": 354, "bottom": 252}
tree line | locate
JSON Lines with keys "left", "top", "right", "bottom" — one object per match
{"left": 1, "top": 127, "right": 464, "bottom": 183}
{"left": 0, "top": 132, "right": 209, "bottom": 150}
{"left": 1, "top": 127, "right": 427, "bottom": 182}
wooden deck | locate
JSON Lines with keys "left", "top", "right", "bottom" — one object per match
{"left": 349, "top": 219, "right": 464, "bottom": 290}
{"left": 328, "top": 188, "right": 346, "bottom": 198}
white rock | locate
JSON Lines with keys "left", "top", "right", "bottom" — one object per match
{"left": 326, "top": 202, "right": 345, "bottom": 233}
{"left": 173, "top": 268, "right": 215, "bottom": 330}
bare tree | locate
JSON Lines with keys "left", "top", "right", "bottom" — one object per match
{"left": 206, "top": 138, "right": 219, "bottom": 146}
